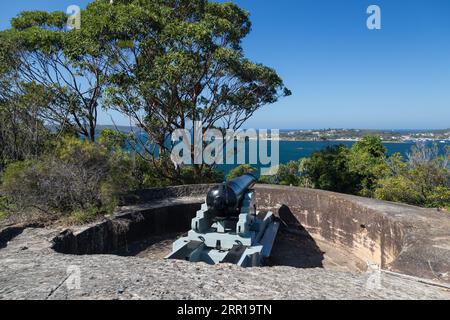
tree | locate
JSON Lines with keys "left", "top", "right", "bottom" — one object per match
{"left": 0, "top": 9, "right": 110, "bottom": 141}
{"left": 0, "top": 83, "right": 53, "bottom": 171}
{"left": 347, "top": 136, "right": 389, "bottom": 196}
{"left": 93, "top": 0, "right": 290, "bottom": 182}
{"left": 301, "top": 145, "right": 359, "bottom": 193}
{"left": 227, "top": 164, "right": 256, "bottom": 180}
{"left": 302, "top": 136, "right": 389, "bottom": 196}
{"left": 375, "top": 143, "right": 450, "bottom": 209}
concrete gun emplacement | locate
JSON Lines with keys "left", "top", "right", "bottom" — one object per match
{"left": 166, "top": 174, "right": 280, "bottom": 267}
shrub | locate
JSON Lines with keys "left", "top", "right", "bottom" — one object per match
{"left": 178, "top": 166, "right": 224, "bottom": 185}
{"left": 0, "top": 195, "right": 10, "bottom": 220}
{"left": 374, "top": 176, "right": 424, "bottom": 206}
{"left": 301, "top": 145, "right": 360, "bottom": 193}
{"left": 276, "top": 161, "right": 302, "bottom": 186}
{"left": 227, "top": 165, "right": 257, "bottom": 180}
{"left": 425, "top": 186, "right": 450, "bottom": 210}
{"left": 375, "top": 143, "right": 450, "bottom": 209}
{"left": 347, "top": 136, "right": 390, "bottom": 197}
{"left": 258, "top": 161, "right": 302, "bottom": 186}
{"left": 0, "top": 136, "right": 138, "bottom": 223}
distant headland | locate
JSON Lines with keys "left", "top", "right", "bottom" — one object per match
{"left": 94, "top": 126, "right": 450, "bottom": 143}
{"left": 279, "top": 129, "right": 450, "bottom": 143}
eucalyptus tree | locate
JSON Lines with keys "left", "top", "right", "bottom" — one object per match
{"left": 0, "top": 0, "right": 290, "bottom": 182}
{"left": 0, "top": 10, "right": 110, "bottom": 141}
{"left": 94, "top": 0, "right": 291, "bottom": 181}
{"left": 0, "top": 41, "right": 53, "bottom": 170}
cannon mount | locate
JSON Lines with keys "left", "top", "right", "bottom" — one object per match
{"left": 166, "top": 175, "right": 280, "bottom": 267}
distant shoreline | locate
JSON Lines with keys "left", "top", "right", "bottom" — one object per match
{"left": 278, "top": 139, "right": 449, "bottom": 143}
{"left": 92, "top": 126, "right": 450, "bottom": 144}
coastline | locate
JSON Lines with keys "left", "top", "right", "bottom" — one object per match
{"left": 278, "top": 139, "right": 449, "bottom": 144}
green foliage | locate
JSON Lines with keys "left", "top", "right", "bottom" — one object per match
{"left": 177, "top": 166, "right": 224, "bottom": 185}
{"left": 374, "top": 143, "right": 450, "bottom": 210}
{"left": 347, "top": 136, "right": 390, "bottom": 196}
{"left": 0, "top": 136, "right": 139, "bottom": 224}
{"left": 0, "top": 0, "right": 289, "bottom": 183}
{"left": 299, "top": 136, "right": 389, "bottom": 196}
{"left": 0, "top": 83, "right": 54, "bottom": 171}
{"left": 0, "top": 195, "right": 10, "bottom": 220}
{"left": 261, "top": 136, "right": 450, "bottom": 211}
{"left": 301, "top": 145, "right": 359, "bottom": 193}
{"left": 227, "top": 165, "right": 256, "bottom": 180}
{"left": 98, "top": 129, "right": 129, "bottom": 150}
{"left": 375, "top": 174, "right": 450, "bottom": 209}
{"left": 0, "top": 6, "right": 109, "bottom": 142}
{"left": 97, "top": 0, "right": 289, "bottom": 183}
{"left": 62, "top": 207, "right": 109, "bottom": 226}
{"left": 129, "top": 151, "right": 224, "bottom": 188}
{"left": 11, "top": 11, "right": 67, "bottom": 30}
{"left": 425, "top": 186, "right": 450, "bottom": 210}
{"left": 275, "top": 161, "right": 302, "bottom": 186}
{"left": 374, "top": 176, "right": 424, "bottom": 206}
{"left": 258, "top": 161, "right": 302, "bottom": 186}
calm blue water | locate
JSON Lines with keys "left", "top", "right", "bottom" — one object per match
{"left": 126, "top": 132, "right": 449, "bottom": 176}
{"left": 217, "top": 141, "right": 450, "bottom": 176}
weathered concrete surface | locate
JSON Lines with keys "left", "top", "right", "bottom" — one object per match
{"left": 256, "top": 185, "right": 450, "bottom": 283}
{"left": 0, "top": 228, "right": 449, "bottom": 300}
{"left": 52, "top": 198, "right": 204, "bottom": 255}
{"left": 1, "top": 184, "right": 450, "bottom": 300}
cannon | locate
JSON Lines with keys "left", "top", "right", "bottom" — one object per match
{"left": 166, "top": 174, "right": 280, "bottom": 267}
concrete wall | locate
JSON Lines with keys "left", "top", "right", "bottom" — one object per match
{"left": 52, "top": 202, "right": 202, "bottom": 255}
{"left": 51, "top": 184, "right": 450, "bottom": 283}
{"left": 255, "top": 186, "right": 404, "bottom": 267}
{"left": 255, "top": 185, "right": 450, "bottom": 282}
{"left": 53, "top": 185, "right": 214, "bottom": 255}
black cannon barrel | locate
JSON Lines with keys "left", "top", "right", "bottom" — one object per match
{"left": 206, "top": 174, "right": 257, "bottom": 219}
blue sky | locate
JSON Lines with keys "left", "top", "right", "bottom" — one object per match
{"left": 1, "top": 0, "right": 449, "bottom": 129}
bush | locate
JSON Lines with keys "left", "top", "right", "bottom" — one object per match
{"left": 276, "top": 161, "right": 302, "bottom": 186}
{"left": 227, "top": 165, "right": 257, "bottom": 180}
{"left": 0, "top": 195, "right": 10, "bottom": 220}
{"left": 425, "top": 186, "right": 450, "bottom": 210}
{"left": 375, "top": 143, "right": 450, "bottom": 210}
{"left": 0, "top": 136, "right": 138, "bottom": 224}
{"left": 301, "top": 145, "right": 360, "bottom": 193}
{"left": 347, "top": 136, "right": 390, "bottom": 197}
{"left": 374, "top": 176, "right": 424, "bottom": 206}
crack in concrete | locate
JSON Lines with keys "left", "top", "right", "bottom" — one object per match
{"left": 381, "top": 270, "right": 450, "bottom": 290}
{"left": 45, "top": 274, "right": 71, "bottom": 300}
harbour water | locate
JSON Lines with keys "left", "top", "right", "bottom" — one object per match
{"left": 218, "top": 140, "right": 450, "bottom": 176}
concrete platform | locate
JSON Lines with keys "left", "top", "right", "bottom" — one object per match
{"left": 0, "top": 184, "right": 449, "bottom": 300}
